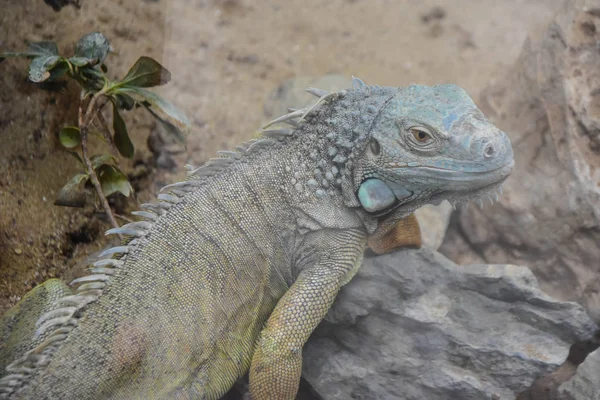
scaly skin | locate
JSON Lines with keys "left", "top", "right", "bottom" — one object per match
{"left": 0, "top": 280, "right": 71, "bottom": 375}
{"left": 0, "top": 78, "right": 513, "bottom": 399}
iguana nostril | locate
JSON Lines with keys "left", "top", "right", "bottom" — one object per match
{"left": 484, "top": 143, "right": 494, "bottom": 158}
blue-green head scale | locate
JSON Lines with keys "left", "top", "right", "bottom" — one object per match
{"left": 308, "top": 79, "right": 514, "bottom": 216}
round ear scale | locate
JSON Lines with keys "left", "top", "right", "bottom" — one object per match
{"left": 357, "top": 179, "right": 396, "bottom": 213}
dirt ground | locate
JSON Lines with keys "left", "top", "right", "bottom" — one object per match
{"left": 0, "top": 0, "right": 563, "bottom": 312}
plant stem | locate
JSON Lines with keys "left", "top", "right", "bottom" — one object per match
{"left": 78, "top": 90, "right": 121, "bottom": 235}
{"left": 95, "top": 111, "right": 120, "bottom": 160}
{"left": 82, "top": 87, "right": 107, "bottom": 124}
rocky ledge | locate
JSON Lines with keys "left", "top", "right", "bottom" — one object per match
{"left": 302, "top": 248, "right": 597, "bottom": 400}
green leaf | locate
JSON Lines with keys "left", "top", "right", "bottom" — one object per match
{"left": 119, "top": 87, "right": 191, "bottom": 138}
{"left": 46, "top": 61, "right": 69, "bottom": 81}
{"left": 74, "top": 32, "right": 111, "bottom": 66}
{"left": 0, "top": 41, "right": 58, "bottom": 62}
{"left": 28, "top": 42, "right": 59, "bottom": 56}
{"left": 115, "top": 56, "right": 171, "bottom": 88}
{"left": 114, "top": 93, "right": 135, "bottom": 110}
{"left": 97, "top": 164, "right": 132, "bottom": 197}
{"left": 90, "top": 153, "right": 117, "bottom": 170}
{"left": 28, "top": 55, "right": 61, "bottom": 82}
{"left": 68, "top": 56, "right": 92, "bottom": 67}
{"left": 54, "top": 173, "right": 89, "bottom": 207}
{"left": 58, "top": 126, "right": 81, "bottom": 148}
{"left": 79, "top": 66, "right": 105, "bottom": 80}
{"left": 112, "top": 103, "right": 134, "bottom": 158}
{"left": 0, "top": 42, "right": 62, "bottom": 82}
{"left": 100, "top": 63, "right": 108, "bottom": 73}
{"left": 77, "top": 67, "right": 105, "bottom": 93}
{"left": 34, "top": 60, "right": 69, "bottom": 91}
{"left": 148, "top": 111, "right": 187, "bottom": 141}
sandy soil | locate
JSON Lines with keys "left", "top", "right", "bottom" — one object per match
{"left": 0, "top": 0, "right": 562, "bottom": 312}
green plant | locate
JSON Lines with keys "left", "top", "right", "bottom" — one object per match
{"left": 1, "top": 32, "right": 190, "bottom": 232}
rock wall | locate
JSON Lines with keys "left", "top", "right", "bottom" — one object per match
{"left": 440, "top": 0, "right": 600, "bottom": 323}
{"left": 559, "top": 348, "right": 600, "bottom": 400}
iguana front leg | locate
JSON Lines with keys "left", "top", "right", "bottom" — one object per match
{"left": 249, "top": 229, "right": 367, "bottom": 399}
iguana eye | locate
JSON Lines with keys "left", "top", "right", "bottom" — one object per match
{"left": 369, "top": 139, "right": 380, "bottom": 156}
{"left": 411, "top": 128, "right": 431, "bottom": 142}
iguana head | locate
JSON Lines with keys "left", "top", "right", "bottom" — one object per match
{"left": 262, "top": 78, "right": 513, "bottom": 225}
{"left": 349, "top": 82, "right": 514, "bottom": 216}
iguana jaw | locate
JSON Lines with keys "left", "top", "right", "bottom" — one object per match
{"left": 430, "top": 158, "right": 514, "bottom": 207}
{"left": 389, "top": 156, "right": 514, "bottom": 211}
{"left": 398, "top": 157, "right": 514, "bottom": 195}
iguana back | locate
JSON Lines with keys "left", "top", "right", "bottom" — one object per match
{"left": 18, "top": 144, "right": 309, "bottom": 398}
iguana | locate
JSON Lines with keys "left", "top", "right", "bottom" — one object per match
{"left": 0, "top": 78, "right": 514, "bottom": 399}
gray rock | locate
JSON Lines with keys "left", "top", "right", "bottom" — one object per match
{"left": 265, "top": 75, "right": 453, "bottom": 250}
{"left": 559, "top": 348, "right": 600, "bottom": 400}
{"left": 302, "top": 248, "right": 597, "bottom": 400}
{"left": 414, "top": 203, "right": 453, "bottom": 251}
{"left": 439, "top": 0, "right": 600, "bottom": 322}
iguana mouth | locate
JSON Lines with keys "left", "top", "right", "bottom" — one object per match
{"left": 403, "top": 159, "right": 515, "bottom": 187}
{"left": 434, "top": 159, "right": 515, "bottom": 209}
{"left": 389, "top": 158, "right": 514, "bottom": 213}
